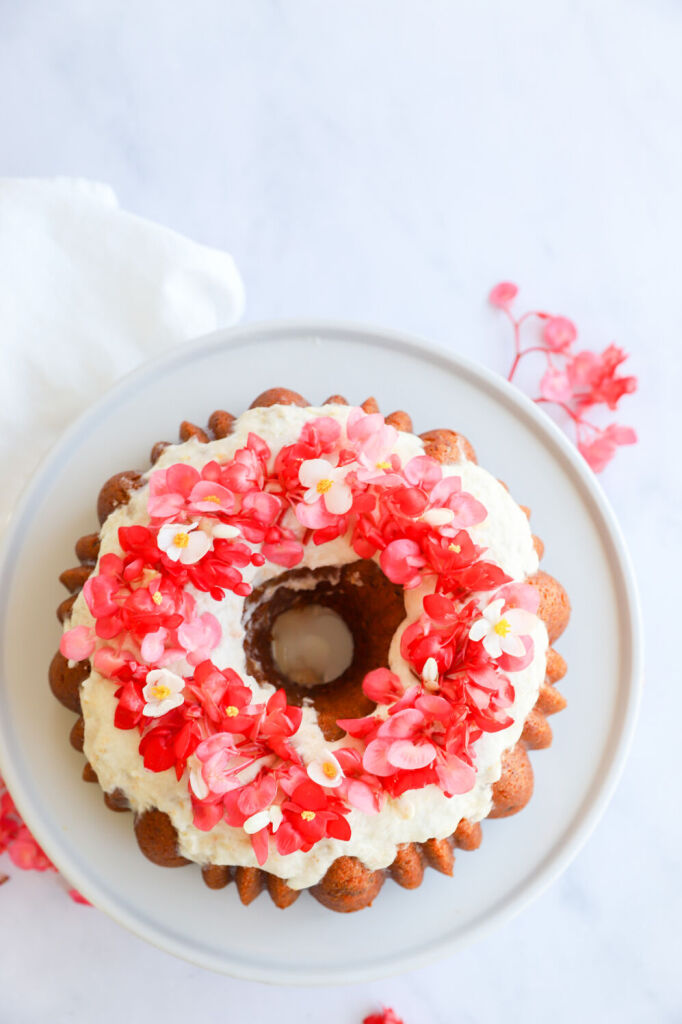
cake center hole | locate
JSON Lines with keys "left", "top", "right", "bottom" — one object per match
{"left": 271, "top": 604, "right": 354, "bottom": 688}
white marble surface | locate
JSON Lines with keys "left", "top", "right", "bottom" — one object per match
{"left": 0, "top": 1, "right": 678, "bottom": 1021}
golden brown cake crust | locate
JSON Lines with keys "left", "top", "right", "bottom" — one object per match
{"left": 50, "top": 390, "right": 569, "bottom": 912}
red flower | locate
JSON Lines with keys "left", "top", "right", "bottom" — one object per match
{"left": 421, "top": 531, "right": 510, "bottom": 598}
{"left": 256, "top": 689, "right": 303, "bottom": 761}
{"left": 275, "top": 781, "right": 351, "bottom": 855}
{"left": 364, "top": 1010, "right": 404, "bottom": 1024}
{"left": 113, "top": 680, "right": 146, "bottom": 730}
{"left": 192, "top": 661, "right": 255, "bottom": 730}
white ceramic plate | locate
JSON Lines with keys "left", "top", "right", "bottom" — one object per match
{"left": 0, "top": 321, "right": 642, "bottom": 984}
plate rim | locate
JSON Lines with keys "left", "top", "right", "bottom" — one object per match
{"left": 0, "top": 317, "right": 643, "bottom": 984}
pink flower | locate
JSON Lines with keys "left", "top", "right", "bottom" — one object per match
{"left": 195, "top": 734, "right": 240, "bottom": 795}
{"left": 261, "top": 534, "right": 305, "bottom": 568}
{"left": 148, "top": 461, "right": 235, "bottom": 519}
{"left": 403, "top": 455, "right": 442, "bottom": 491}
{"left": 7, "top": 827, "right": 53, "bottom": 872}
{"left": 83, "top": 563, "right": 120, "bottom": 619}
{"left": 495, "top": 581, "right": 540, "bottom": 614}
{"left": 299, "top": 458, "right": 353, "bottom": 515}
{"left": 540, "top": 366, "right": 572, "bottom": 403}
{"left": 220, "top": 445, "right": 265, "bottom": 493}
{"left": 225, "top": 772, "right": 278, "bottom": 820}
{"left": 380, "top": 539, "right": 426, "bottom": 589}
{"left": 148, "top": 463, "right": 199, "bottom": 519}
{"left": 347, "top": 408, "right": 400, "bottom": 483}
{"left": 363, "top": 709, "right": 437, "bottom": 776}
{"left": 425, "top": 475, "right": 487, "bottom": 528}
{"left": 333, "top": 748, "right": 384, "bottom": 814}
{"left": 187, "top": 480, "right": 235, "bottom": 514}
{"left": 140, "top": 627, "right": 172, "bottom": 664}
{"left": 543, "top": 316, "right": 577, "bottom": 352}
{"left": 59, "top": 625, "right": 95, "bottom": 661}
{"left": 567, "top": 345, "right": 637, "bottom": 410}
{"left": 489, "top": 281, "right": 518, "bottom": 308}
{"left": 177, "top": 612, "right": 222, "bottom": 665}
{"left": 299, "top": 415, "right": 341, "bottom": 452}
{"left": 578, "top": 424, "right": 637, "bottom": 472}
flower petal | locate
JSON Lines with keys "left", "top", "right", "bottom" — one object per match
{"left": 387, "top": 739, "right": 436, "bottom": 770}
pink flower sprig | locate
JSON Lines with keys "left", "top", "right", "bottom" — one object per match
{"left": 489, "top": 282, "right": 638, "bottom": 472}
{"left": 0, "top": 774, "right": 90, "bottom": 904}
{"left": 0, "top": 774, "right": 54, "bottom": 875}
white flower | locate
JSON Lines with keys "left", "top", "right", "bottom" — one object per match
{"left": 243, "top": 805, "right": 283, "bottom": 834}
{"left": 157, "top": 521, "right": 212, "bottom": 564}
{"left": 142, "top": 668, "right": 186, "bottom": 717}
{"left": 299, "top": 459, "right": 353, "bottom": 515}
{"left": 468, "top": 598, "right": 536, "bottom": 659}
{"left": 421, "top": 657, "right": 440, "bottom": 691}
{"left": 306, "top": 751, "right": 344, "bottom": 788}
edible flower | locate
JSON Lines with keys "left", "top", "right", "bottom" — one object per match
{"left": 157, "top": 521, "right": 212, "bottom": 564}
{"left": 299, "top": 458, "right": 353, "bottom": 515}
{"left": 468, "top": 598, "right": 535, "bottom": 659}
{"left": 142, "top": 668, "right": 185, "bottom": 717}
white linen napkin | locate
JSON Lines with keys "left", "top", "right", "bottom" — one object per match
{"left": 0, "top": 177, "right": 245, "bottom": 533}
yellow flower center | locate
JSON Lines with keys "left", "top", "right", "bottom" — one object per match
{"left": 225, "top": 705, "right": 239, "bottom": 717}
{"left": 151, "top": 684, "right": 171, "bottom": 701}
{"left": 322, "top": 761, "right": 338, "bottom": 779}
{"left": 316, "top": 478, "right": 333, "bottom": 495}
{"left": 173, "top": 531, "right": 190, "bottom": 548}
{"left": 301, "top": 810, "right": 316, "bottom": 821}
{"left": 204, "top": 494, "right": 221, "bottom": 503}
{"left": 494, "top": 618, "right": 511, "bottom": 637}
{"left": 375, "top": 460, "right": 391, "bottom": 470}
{"left": 152, "top": 591, "right": 163, "bottom": 605}
{"left": 448, "top": 543, "right": 461, "bottom": 553}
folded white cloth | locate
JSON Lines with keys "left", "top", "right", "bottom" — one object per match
{"left": 0, "top": 177, "right": 245, "bottom": 532}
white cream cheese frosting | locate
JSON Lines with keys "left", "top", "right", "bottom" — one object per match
{"left": 67, "top": 404, "right": 547, "bottom": 889}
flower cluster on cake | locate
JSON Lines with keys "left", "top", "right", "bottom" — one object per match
{"left": 51, "top": 388, "right": 570, "bottom": 912}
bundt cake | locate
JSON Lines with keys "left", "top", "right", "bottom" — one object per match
{"left": 51, "top": 388, "right": 570, "bottom": 912}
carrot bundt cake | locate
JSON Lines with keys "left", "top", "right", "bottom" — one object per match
{"left": 51, "top": 388, "right": 570, "bottom": 912}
